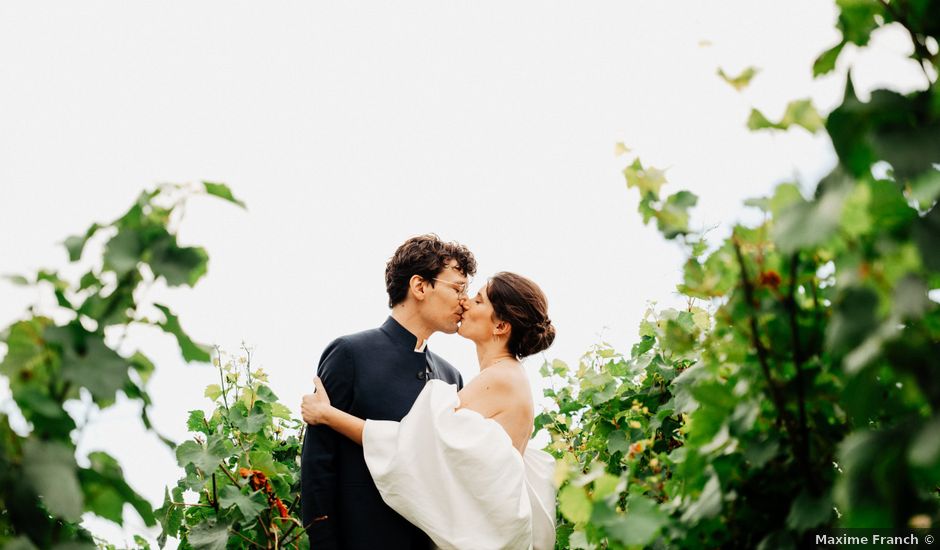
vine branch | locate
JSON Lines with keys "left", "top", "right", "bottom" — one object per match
{"left": 786, "top": 252, "right": 818, "bottom": 493}
{"left": 732, "top": 237, "right": 791, "bottom": 430}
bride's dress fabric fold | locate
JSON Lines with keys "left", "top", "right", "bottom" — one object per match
{"left": 362, "top": 380, "right": 557, "bottom": 550}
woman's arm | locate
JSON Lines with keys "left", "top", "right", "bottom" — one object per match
{"left": 302, "top": 376, "right": 365, "bottom": 446}
{"left": 323, "top": 406, "right": 364, "bottom": 446}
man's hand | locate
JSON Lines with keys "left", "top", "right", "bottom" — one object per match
{"left": 301, "top": 376, "right": 333, "bottom": 425}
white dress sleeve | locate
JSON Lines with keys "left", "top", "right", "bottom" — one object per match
{"left": 362, "top": 380, "right": 556, "bottom": 550}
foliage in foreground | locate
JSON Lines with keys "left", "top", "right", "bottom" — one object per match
{"left": 541, "top": 1, "right": 940, "bottom": 548}
{"left": 153, "top": 348, "right": 308, "bottom": 549}
{"left": 0, "top": 183, "right": 243, "bottom": 549}
{"left": 4, "top": 2, "right": 939, "bottom": 549}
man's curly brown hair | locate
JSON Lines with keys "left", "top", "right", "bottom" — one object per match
{"left": 385, "top": 234, "right": 477, "bottom": 308}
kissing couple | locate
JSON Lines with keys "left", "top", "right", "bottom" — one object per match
{"left": 299, "top": 234, "right": 557, "bottom": 550}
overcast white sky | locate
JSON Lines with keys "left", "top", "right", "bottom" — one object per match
{"left": 0, "top": 1, "right": 929, "bottom": 547}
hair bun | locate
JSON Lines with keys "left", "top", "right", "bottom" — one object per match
{"left": 517, "top": 316, "right": 555, "bottom": 358}
{"left": 486, "top": 272, "right": 556, "bottom": 358}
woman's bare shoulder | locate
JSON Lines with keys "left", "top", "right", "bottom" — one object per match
{"left": 470, "top": 362, "right": 529, "bottom": 393}
{"left": 458, "top": 363, "right": 529, "bottom": 414}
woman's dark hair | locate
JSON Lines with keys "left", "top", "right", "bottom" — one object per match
{"left": 385, "top": 234, "right": 477, "bottom": 307}
{"left": 487, "top": 272, "right": 555, "bottom": 358}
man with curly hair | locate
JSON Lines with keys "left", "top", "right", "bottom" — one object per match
{"left": 301, "top": 234, "right": 477, "bottom": 549}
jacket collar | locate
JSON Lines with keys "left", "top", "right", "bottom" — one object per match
{"left": 381, "top": 316, "right": 428, "bottom": 353}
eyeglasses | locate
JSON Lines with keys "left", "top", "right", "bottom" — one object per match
{"left": 432, "top": 278, "right": 469, "bottom": 298}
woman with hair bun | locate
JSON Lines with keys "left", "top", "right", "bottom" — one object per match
{"left": 301, "top": 272, "right": 557, "bottom": 550}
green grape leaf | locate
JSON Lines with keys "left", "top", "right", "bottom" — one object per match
{"left": 773, "top": 181, "right": 849, "bottom": 253}
{"left": 825, "top": 286, "right": 879, "bottom": 357}
{"left": 827, "top": 77, "right": 876, "bottom": 177}
{"left": 631, "top": 336, "right": 655, "bottom": 358}
{"left": 149, "top": 233, "right": 209, "bottom": 288}
{"left": 607, "top": 430, "right": 630, "bottom": 455}
{"left": 128, "top": 351, "right": 156, "bottom": 383}
{"left": 154, "top": 487, "right": 184, "bottom": 547}
{"left": 78, "top": 282, "right": 137, "bottom": 327}
{"left": 22, "top": 439, "right": 83, "bottom": 522}
{"left": 79, "top": 451, "right": 155, "bottom": 527}
{"left": 175, "top": 433, "right": 235, "bottom": 474}
{"left": 744, "top": 439, "right": 780, "bottom": 468}
{"left": 270, "top": 402, "right": 293, "bottom": 420}
{"left": 836, "top": 0, "right": 882, "bottom": 46}
{"left": 154, "top": 304, "right": 212, "bottom": 362}
{"left": 229, "top": 402, "right": 268, "bottom": 434}
{"left": 909, "top": 168, "right": 940, "bottom": 210}
{"left": 247, "top": 451, "right": 280, "bottom": 479}
{"left": 786, "top": 490, "right": 833, "bottom": 531}
{"left": 908, "top": 415, "right": 940, "bottom": 467}
{"left": 829, "top": 86, "right": 940, "bottom": 181}
{"left": 2, "top": 537, "right": 41, "bottom": 550}
{"left": 103, "top": 228, "right": 142, "bottom": 277}
{"left": 79, "top": 471, "right": 123, "bottom": 525}
{"left": 0, "top": 318, "right": 52, "bottom": 389}
{"left": 187, "top": 410, "right": 209, "bottom": 434}
{"left": 893, "top": 275, "right": 929, "bottom": 319}
{"left": 769, "top": 183, "right": 805, "bottom": 217}
{"left": 253, "top": 385, "right": 279, "bottom": 404}
{"left": 813, "top": 41, "right": 845, "bottom": 76}
{"left": 689, "top": 381, "right": 735, "bottom": 412}
{"left": 14, "top": 387, "right": 75, "bottom": 439}
{"left": 203, "top": 181, "right": 247, "bottom": 209}
{"left": 218, "top": 485, "right": 266, "bottom": 521}
{"left": 179, "top": 464, "right": 206, "bottom": 492}
{"left": 914, "top": 203, "right": 939, "bottom": 271}
{"left": 78, "top": 270, "right": 99, "bottom": 291}
{"left": 604, "top": 495, "right": 668, "bottom": 546}
{"left": 656, "top": 190, "right": 699, "bottom": 239}
{"left": 58, "top": 331, "right": 131, "bottom": 404}
{"left": 840, "top": 180, "right": 872, "bottom": 237}
{"left": 187, "top": 519, "right": 231, "bottom": 550}
{"left": 680, "top": 474, "right": 722, "bottom": 523}
{"left": 869, "top": 178, "right": 916, "bottom": 231}
{"left": 873, "top": 100, "right": 940, "bottom": 182}
{"left": 64, "top": 223, "right": 102, "bottom": 262}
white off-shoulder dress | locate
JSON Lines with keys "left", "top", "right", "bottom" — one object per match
{"left": 362, "top": 379, "right": 557, "bottom": 550}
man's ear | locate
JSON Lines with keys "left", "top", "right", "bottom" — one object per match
{"left": 409, "top": 275, "right": 428, "bottom": 302}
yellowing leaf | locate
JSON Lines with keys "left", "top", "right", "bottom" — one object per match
{"left": 781, "top": 99, "right": 824, "bottom": 133}
{"left": 559, "top": 485, "right": 592, "bottom": 524}
{"left": 748, "top": 99, "right": 823, "bottom": 134}
{"left": 717, "top": 66, "right": 760, "bottom": 91}
{"left": 593, "top": 473, "right": 622, "bottom": 499}
{"left": 623, "top": 158, "right": 668, "bottom": 198}
{"left": 204, "top": 384, "right": 222, "bottom": 401}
